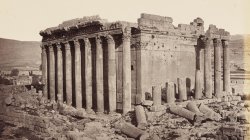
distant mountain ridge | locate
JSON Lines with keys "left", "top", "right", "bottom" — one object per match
{"left": 0, "top": 38, "right": 41, "bottom": 70}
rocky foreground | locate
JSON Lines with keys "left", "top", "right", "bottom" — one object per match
{"left": 0, "top": 85, "right": 250, "bottom": 140}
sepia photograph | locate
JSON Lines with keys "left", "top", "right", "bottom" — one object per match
{"left": 0, "top": 0, "right": 250, "bottom": 139}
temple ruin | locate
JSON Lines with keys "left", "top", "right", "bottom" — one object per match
{"left": 39, "top": 13, "right": 230, "bottom": 114}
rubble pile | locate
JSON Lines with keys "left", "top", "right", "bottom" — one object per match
{"left": 1, "top": 85, "right": 250, "bottom": 140}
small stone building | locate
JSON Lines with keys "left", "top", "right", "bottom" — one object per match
{"left": 40, "top": 13, "right": 230, "bottom": 113}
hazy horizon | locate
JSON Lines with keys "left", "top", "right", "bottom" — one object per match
{"left": 1, "top": 0, "right": 250, "bottom": 41}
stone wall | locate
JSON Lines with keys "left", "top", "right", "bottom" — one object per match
{"left": 139, "top": 33, "right": 197, "bottom": 97}
{"left": 136, "top": 13, "right": 204, "bottom": 100}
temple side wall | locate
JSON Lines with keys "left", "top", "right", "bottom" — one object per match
{"left": 139, "top": 33, "right": 196, "bottom": 99}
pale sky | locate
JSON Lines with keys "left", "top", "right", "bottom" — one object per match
{"left": 0, "top": 0, "right": 249, "bottom": 41}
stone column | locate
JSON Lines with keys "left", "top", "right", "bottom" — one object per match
{"left": 122, "top": 27, "right": 132, "bottom": 114}
{"left": 64, "top": 42, "right": 72, "bottom": 105}
{"left": 48, "top": 45, "right": 55, "bottom": 101}
{"left": 41, "top": 45, "right": 48, "bottom": 99}
{"left": 214, "top": 38, "right": 222, "bottom": 98}
{"left": 166, "top": 82, "right": 175, "bottom": 103}
{"left": 204, "top": 38, "right": 212, "bottom": 98}
{"left": 177, "top": 78, "right": 187, "bottom": 101}
{"left": 56, "top": 43, "right": 63, "bottom": 103}
{"left": 74, "top": 40, "right": 82, "bottom": 109}
{"left": 222, "top": 40, "right": 230, "bottom": 94}
{"left": 84, "top": 38, "right": 93, "bottom": 112}
{"left": 96, "top": 36, "right": 104, "bottom": 113}
{"left": 152, "top": 86, "right": 161, "bottom": 106}
{"left": 195, "top": 70, "right": 202, "bottom": 99}
{"left": 107, "top": 35, "right": 117, "bottom": 113}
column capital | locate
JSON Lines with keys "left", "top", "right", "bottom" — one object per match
{"left": 96, "top": 35, "right": 102, "bottom": 44}
{"left": 213, "top": 38, "right": 221, "bottom": 47}
{"left": 63, "top": 41, "right": 71, "bottom": 50}
{"left": 73, "top": 39, "right": 80, "bottom": 47}
{"left": 40, "top": 44, "right": 46, "bottom": 50}
{"left": 48, "top": 45, "right": 54, "bottom": 51}
{"left": 221, "top": 40, "right": 229, "bottom": 47}
{"left": 83, "top": 38, "right": 90, "bottom": 45}
{"left": 199, "top": 36, "right": 212, "bottom": 47}
{"left": 106, "top": 35, "right": 115, "bottom": 44}
{"left": 55, "top": 43, "right": 63, "bottom": 52}
{"left": 122, "top": 27, "right": 131, "bottom": 41}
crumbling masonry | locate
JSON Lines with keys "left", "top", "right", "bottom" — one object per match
{"left": 40, "top": 13, "right": 230, "bottom": 113}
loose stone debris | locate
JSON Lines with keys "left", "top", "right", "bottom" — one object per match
{"left": 1, "top": 85, "right": 250, "bottom": 140}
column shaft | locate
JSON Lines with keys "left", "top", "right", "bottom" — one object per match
{"left": 204, "top": 38, "right": 212, "bottom": 98}
{"left": 214, "top": 39, "right": 222, "bottom": 98}
{"left": 107, "top": 35, "right": 117, "bottom": 112}
{"left": 195, "top": 70, "right": 202, "bottom": 99}
{"left": 84, "top": 38, "right": 93, "bottom": 111}
{"left": 152, "top": 86, "right": 161, "bottom": 106}
{"left": 49, "top": 45, "right": 55, "bottom": 101}
{"left": 166, "top": 82, "right": 175, "bottom": 103}
{"left": 65, "top": 42, "right": 72, "bottom": 105}
{"left": 74, "top": 40, "right": 82, "bottom": 109}
{"left": 41, "top": 45, "right": 48, "bottom": 99}
{"left": 57, "top": 44, "right": 63, "bottom": 102}
{"left": 177, "top": 78, "right": 187, "bottom": 101}
{"left": 222, "top": 40, "right": 230, "bottom": 93}
{"left": 122, "top": 27, "right": 132, "bottom": 114}
{"left": 96, "top": 36, "right": 104, "bottom": 113}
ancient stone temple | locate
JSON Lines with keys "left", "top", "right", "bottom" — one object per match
{"left": 40, "top": 13, "right": 230, "bottom": 114}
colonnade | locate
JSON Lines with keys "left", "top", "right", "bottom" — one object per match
{"left": 41, "top": 29, "right": 132, "bottom": 114}
{"left": 201, "top": 37, "right": 230, "bottom": 98}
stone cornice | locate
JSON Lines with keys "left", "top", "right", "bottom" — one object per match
{"left": 41, "top": 29, "right": 123, "bottom": 45}
{"left": 40, "top": 15, "right": 136, "bottom": 43}
{"left": 205, "top": 24, "right": 230, "bottom": 41}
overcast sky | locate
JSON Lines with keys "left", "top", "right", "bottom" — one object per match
{"left": 0, "top": 0, "right": 249, "bottom": 41}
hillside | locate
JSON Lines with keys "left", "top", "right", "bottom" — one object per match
{"left": 0, "top": 38, "right": 41, "bottom": 70}
{"left": 229, "top": 34, "right": 250, "bottom": 71}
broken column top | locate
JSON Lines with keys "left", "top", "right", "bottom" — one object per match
{"left": 205, "top": 24, "right": 230, "bottom": 40}
{"left": 40, "top": 15, "right": 136, "bottom": 37}
{"left": 138, "top": 13, "right": 205, "bottom": 37}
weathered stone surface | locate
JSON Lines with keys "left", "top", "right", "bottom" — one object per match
{"left": 135, "top": 105, "right": 147, "bottom": 130}
{"left": 84, "top": 38, "right": 93, "bottom": 112}
{"left": 213, "top": 38, "right": 222, "bottom": 98}
{"left": 203, "top": 37, "right": 213, "bottom": 98}
{"left": 186, "top": 102, "right": 203, "bottom": 115}
{"left": 195, "top": 70, "right": 202, "bottom": 99}
{"left": 74, "top": 40, "right": 82, "bottom": 109}
{"left": 48, "top": 45, "right": 55, "bottom": 101}
{"left": 64, "top": 42, "right": 72, "bottom": 106}
{"left": 152, "top": 86, "right": 161, "bottom": 106}
{"left": 169, "top": 106, "right": 196, "bottom": 121}
{"left": 115, "top": 122, "right": 145, "bottom": 138}
{"left": 222, "top": 40, "right": 230, "bottom": 94}
{"left": 96, "top": 36, "right": 104, "bottom": 113}
{"left": 150, "top": 105, "right": 166, "bottom": 112}
{"left": 177, "top": 78, "right": 187, "bottom": 101}
{"left": 107, "top": 35, "right": 117, "bottom": 113}
{"left": 166, "top": 82, "right": 175, "bottom": 103}
{"left": 122, "top": 27, "right": 132, "bottom": 114}
{"left": 41, "top": 45, "right": 48, "bottom": 98}
{"left": 198, "top": 103, "right": 221, "bottom": 121}
{"left": 56, "top": 43, "right": 63, "bottom": 103}
{"left": 142, "top": 100, "right": 153, "bottom": 106}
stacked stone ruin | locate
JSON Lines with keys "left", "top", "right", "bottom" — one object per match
{"left": 40, "top": 13, "right": 231, "bottom": 114}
